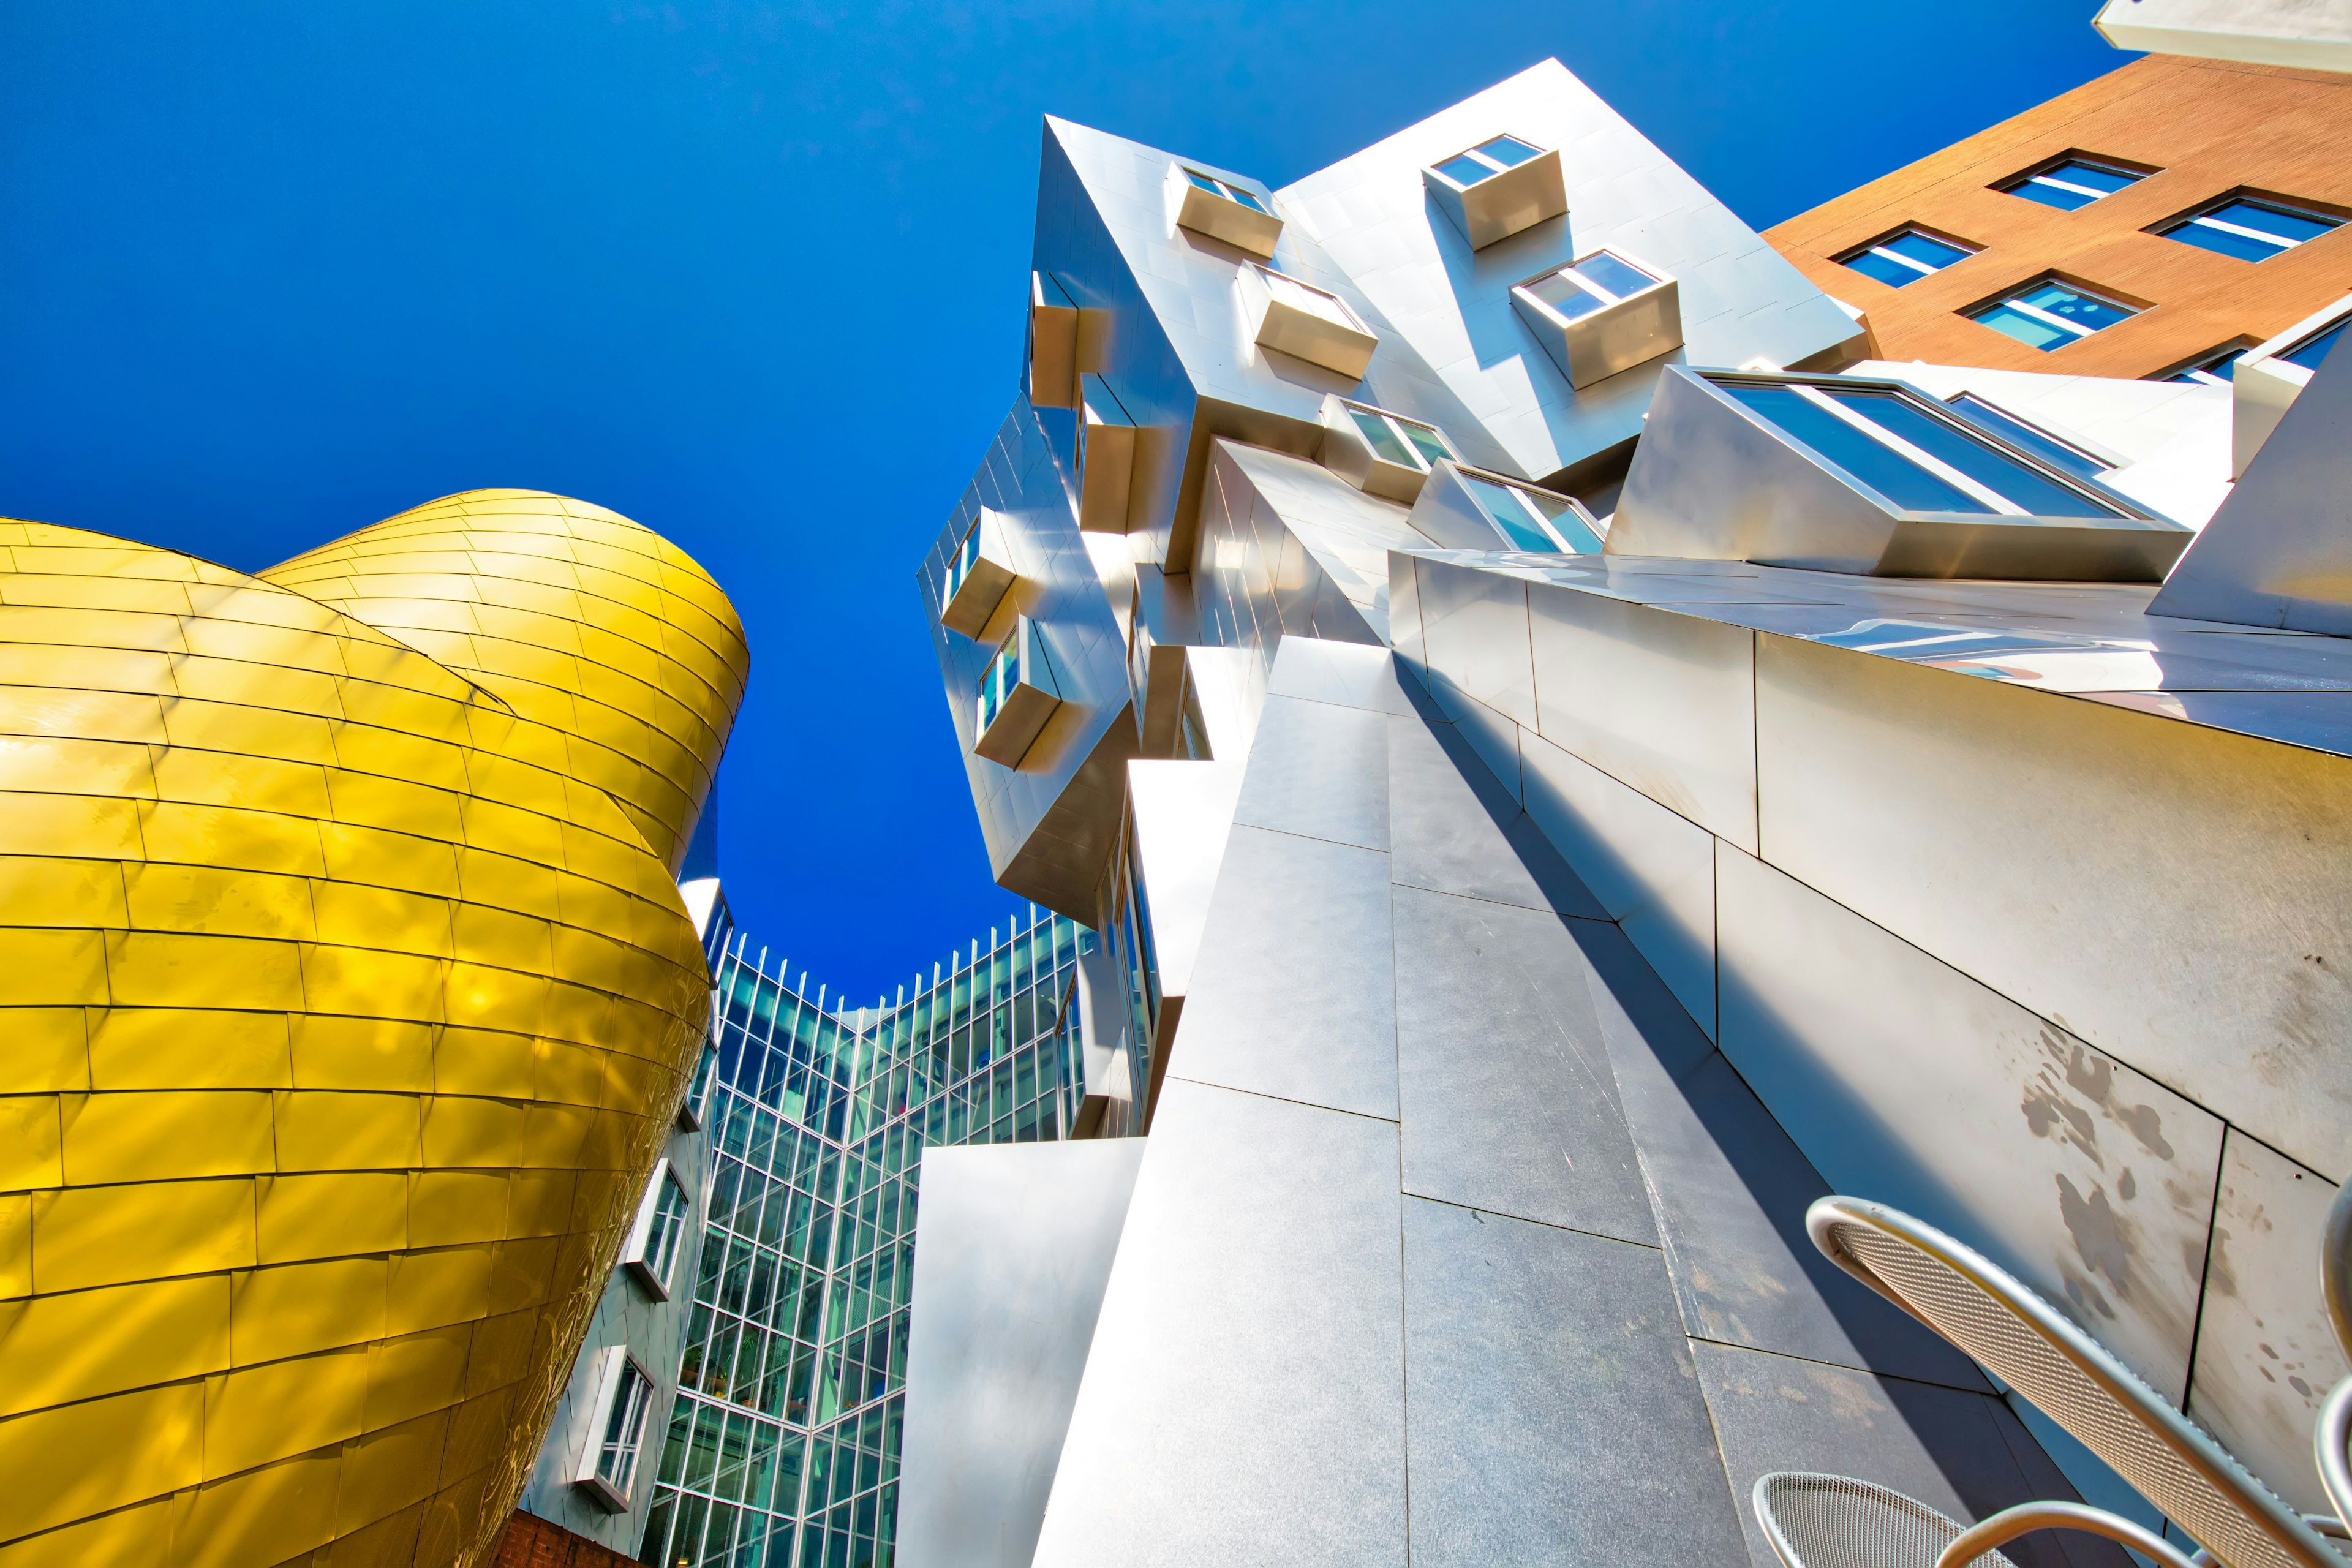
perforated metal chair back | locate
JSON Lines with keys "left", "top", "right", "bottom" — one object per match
{"left": 1809, "top": 1197, "right": 2342, "bottom": 1568}
{"left": 1755, "top": 1472, "right": 2019, "bottom": 1568}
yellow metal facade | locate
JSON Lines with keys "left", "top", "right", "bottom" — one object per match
{"left": 0, "top": 491, "right": 745, "bottom": 1567}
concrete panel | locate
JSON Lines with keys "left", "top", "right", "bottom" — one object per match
{"left": 1031, "top": 1080, "right": 1406, "bottom": 1568}
{"left": 1174, "top": 824, "right": 1397, "bottom": 1120}
{"left": 1401, "top": 1199, "right": 1748, "bottom": 1568}
{"left": 1387, "top": 704, "right": 1604, "bottom": 919}
{"left": 2186, "top": 1133, "right": 2348, "bottom": 1514}
{"left": 1715, "top": 843, "right": 2226, "bottom": 1407}
{"left": 1418, "top": 556, "right": 1537, "bottom": 729}
{"left": 1520, "top": 726, "right": 1717, "bottom": 1039}
{"left": 897, "top": 1140, "right": 1148, "bottom": 1568}
{"left": 1232, "top": 694, "right": 1390, "bottom": 851}
{"left": 1526, "top": 581, "right": 1759, "bottom": 852}
{"left": 1393, "top": 888, "right": 1651, "bottom": 1242}
{"left": 1694, "top": 1341, "right": 2125, "bottom": 1568}
{"left": 1754, "top": 633, "right": 2352, "bottom": 1182}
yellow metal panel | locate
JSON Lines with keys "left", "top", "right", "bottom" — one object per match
{"left": 0, "top": 854, "right": 127, "bottom": 928}
{"left": 310, "top": 880, "right": 454, "bottom": 959}
{"left": 274, "top": 1090, "right": 424, "bottom": 1172}
{"left": 337, "top": 1409, "right": 452, "bottom": 1530}
{"left": 417, "top": 1096, "right": 527, "bottom": 1170}
{"left": 151, "top": 745, "right": 331, "bottom": 816}
{"left": 172, "top": 1446, "right": 342, "bottom": 1568}
{"left": 203, "top": 1348, "right": 369, "bottom": 1479}
{"left": 161, "top": 698, "right": 336, "bottom": 766}
{"left": 140, "top": 801, "right": 326, "bottom": 878}
{"left": 255, "top": 1172, "right": 405, "bottom": 1265}
{"left": 0, "top": 1274, "right": 232, "bottom": 1419}
{"left": 298, "top": 943, "right": 447, "bottom": 1022}
{"left": 230, "top": 1257, "right": 389, "bottom": 1365}
{"left": 0, "top": 1495, "right": 172, "bottom": 1568}
{"left": 0, "top": 1382, "right": 203, "bottom": 1542}
{"left": 0, "top": 1096, "right": 62, "bottom": 1190}
{"left": 2, "top": 1010, "right": 88, "bottom": 1093}
{"left": 288, "top": 1015, "right": 433, "bottom": 1093}
{"left": 123, "top": 862, "right": 316, "bottom": 941}
{"left": 0, "top": 684, "right": 165, "bottom": 742}
{"left": 385, "top": 1247, "right": 493, "bottom": 1337}
{"left": 89, "top": 1008, "right": 292, "bottom": 1090}
{"left": 0, "top": 929, "right": 108, "bottom": 1006}
{"left": 61, "top": 1090, "right": 274, "bottom": 1185}
{"left": 105, "top": 930, "right": 304, "bottom": 1010}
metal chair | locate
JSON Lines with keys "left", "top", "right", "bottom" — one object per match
{"left": 1753, "top": 1470, "right": 2195, "bottom": 1568}
{"left": 2312, "top": 1180, "right": 2352, "bottom": 1531}
{"left": 1803, "top": 1196, "right": 2346, "bottom": 1568}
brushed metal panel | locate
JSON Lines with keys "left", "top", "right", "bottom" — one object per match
{"left": 1519, "top": 726, "right": 1717, "bottom": 1040}
{"left": 1526, "top": 578, "right": 1759, "bottom": 851}
{"left": 897, "top": 1140, "right": 1147, "bottom": 1568}
{"left": 2185, "top": 1132, "right": 2348, "bottom": 1513}
{"left": 1402, "top": 1199, "right": 1747, "bottom": 1568}
{"left": 1424, "top": 671, "right": 1523, "bottom": 804}
{"left": 1232, "top": 695, "right": 1389, "bottom": 852}
{"left": 1264, "top": 634, "right": 1401, "bottom": 714}
{"left": 1030, "top": 1079, "right": 1406, "bottom": 1568}
{"left": 1754, "top": 633, "right": 2352, "bottom": 1180}
{"left": 1416, "top": 554, "right": 1536, "bottom": 729}
{"left": 1388, "top": 702, "right": 1604, "bottom": 919}
{"left": 1714, "top": 842, "right": 2225, "bottom": 1406}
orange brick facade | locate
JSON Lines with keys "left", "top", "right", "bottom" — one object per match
{"left": 1767, "top": 55, "right": 2352, "bottom": 377}
{"left": 492, "top": 1510, "right": 639, "bottom": 1568}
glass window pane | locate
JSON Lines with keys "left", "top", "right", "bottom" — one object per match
{"left": 1397, "top": 420, "right": 1452, "bottom": 467}
{"left": 2207, "top": 198, "right": 2337, "bottom": 246}
{"left": 1973, "top": 302, "right": 2075, "bottom": 352}
{"left": 2165, "top": 220, "right": 2289, "bottom": 262}
{"left": 1348, "top": 408, "right": 1414, "bottom": 466}
{"left": 2051, "top": 160, "right": 2138, "bottom": 195}
{"left": 1880, "top": 231, "right": 1970, "bottom": 270}
{"left": 1224, "top": 186, "right": 1268, "bottom": 213}
{"left": 1722, "top": 383, "right": 1991, "bottom": 513}
{"left": 1823, "top": 389, "right": 2122, "bottom": 517}
{"left": 1185, "top": 171, "right": 1222, "bottom": 194}
{"left": 1943, "top": 393, "right": 2111, "bottom": 480}
{"left": 1460, "top": 475, "right": 1561, "bottom": 551}
{"left": 1571, "top": 251, "right": 1656, "bottom": 300}
{"left": 2018, "top": 282, "right": 2133, "bottom": 333}
{"left": 1474, "top": 134, "right": 1541, "bottom": 167}
{"left": 1844, "top": 249, "right": 1929, "bottom": 288}
{"left": 2282, "top": 318, "right": 2348, "bottom": 371}
{"left": 1537, "top": 503, "right": 1604, "bottom": 554}
{"left": 2165, "top": 349, "right": 2244, "bottom": 384}
{"left": 1433, "top": 152, "right": 1494, "bottom": 187}
{"left": 2013, "top": 178, "right": 2100, "bottom": 213}
{"left": 1524, "top": 271, "right": 1604, "bottom": 321}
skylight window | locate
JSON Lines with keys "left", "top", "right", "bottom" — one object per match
{"left": 1997, "top": 156, "right": 2147, "bottom": 211}
{"left": 2158, "top": 345, "right": 2249, "bottom": 387}
{"left": 1942, "top": 393, "right": 2112, "bottom": 480}
{"left": 2155, "top": 195, "right": 2343, "bottom": 262}
{"left": 1431, "top": 135, "right": 1543, "bottom": 189}
{"left": 2279, "top": 315, "right": 2348, "bottom": 371}
{"left": 1967, "top": 279, "right": 2138, "bottom": 352}
{"left": 1458, "top": 472, "right": 1604, "bottom": 553}
{"left": 1718, "top": 378, "right": 2132, "bottom": 518}
{"left": 1838, "top": 228, "right": 1977, "bottom": 288}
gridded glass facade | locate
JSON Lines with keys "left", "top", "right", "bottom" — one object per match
{"left": 639, "top": 908, "right": 1088, "bottom": 1568}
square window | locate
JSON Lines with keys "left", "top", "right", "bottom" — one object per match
{"left": 2155, "top": 195, "right": 2342, "bottom": 262}
{"left": 1509, "top": 249, "right": 1683, "bottom": 387}
{"left": 1996, "top": 155, "right": 2148, "bottom": 211}
{"left": 1322, "top": 395, "right": 1457, "bottom": 501}
{"left": 1175, "top": 165, "right": 1281, "bottom": 257}
{"left": 1245, "top": 265, "right": 1378, "bottom": 379}
{"left": 1837, "top": 227, "right": 1977, "bottom": 288}
{"left": 1422, "top": 132, "right": 1565, "bottom": 248}
{"left": 1967, "top": 279, "right": 2138, "bottom": 352}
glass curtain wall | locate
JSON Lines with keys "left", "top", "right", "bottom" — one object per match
{"left": 639, "top": 908, "right": 1087, "bottom": 1568}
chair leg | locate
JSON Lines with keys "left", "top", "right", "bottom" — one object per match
{"left": 2317, "top": 1375, "right": 2352, "bottom": 1534}
{"left": 1934, "top": 1500, "right": 2201, "bottom": 1568}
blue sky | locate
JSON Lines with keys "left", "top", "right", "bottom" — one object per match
{"left": 0, "top": 3, "right": 2129, "bottom": 998}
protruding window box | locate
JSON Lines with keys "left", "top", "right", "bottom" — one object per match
{"left": 1175, "top": 167, "right": 1282, "bottom": 258}
{"left": 1512, "top": 249, "right": 1682, "bottom": 388}
{"left": 1422, "top": 134, "right": 1566, "bottom": 249}
{"left": 1408, "top": 460, "right": 1604, "bottom": 554}
{"left": 1030, "top": 271, "right": 1080, "bottom": 409}
{"left": 1078, "top": 375, "right": 1137, "bottom": 533}
{"left": 620, "top": 1158, "right": 693, "bottom": 1300}
{"left": 1608, "top": 367, "right": 2192, "bottom": 581}
{"left": 1321, "top": 395, "right": 1459, "bottom": 503}
{"left": 571, "top": 1346, "right": 655, "bottom": 1512}
{"left": 940, "top": 507, "right": 1019, "bottom": 639}
{"left": 974, "top": 617, "right": 1063, "bottom": 767}
{"left": 2231, "top": 293, "right": 2350, "bottom": 475}
{"left": 1242, "top": 265, "right": 1378, "bottom": 380}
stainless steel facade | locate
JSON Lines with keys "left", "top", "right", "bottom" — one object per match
{"left": 903, "top": 45, "right": 2350, "bottom": 1568}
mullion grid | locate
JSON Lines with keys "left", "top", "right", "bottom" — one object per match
{"left": 645, "top": 913, "right": 1084, "bottom": 1568}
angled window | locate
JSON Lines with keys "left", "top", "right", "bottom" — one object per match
{"left": 1942, "top": 393, "right": 2113, "bottom": 480}
{"left": 1423, "top": 133, "right": 1566, "bottom": 249}
{"left": 2231, "top": 300, "right": 2352, "bottom": 474}
{"left": 1245, "top": 265, "right": 1378, "bottom": 379}
{"left": 938, "top": 507, "right": 1019, "bottom": 638}
{"left": 2156, "top": 344, "right": 2250, "bottom": 387}
{"left": 1967, "top": 279, "right": 2138, "bottom": 352}
{"left": 978, "top": 635, "right": 1020, "bottom": 735}
{"left": 1175, "top": 167, "right": 1281, "bottom": 258}
{"left": 1458, "top": 470, "right": 1605, "bottom": 553}
{"left": 2152, "top": 194, "right": 2343, "bottom": 262}
{"left": 622, "top": 1159, "right": 693, "bottom": 1298}
{"left": 572, "top": 1347, "right": 655, "bottom": 1511}
{"left": 1321, "top": 394, "right": 1457, "bottom": 501}
{"left": 1717, "top": 377, "right": 2133, "bottom": 518}
{"left": 1838, "top": 228, "right": 1978, "bottom": 288}
{"left": 2277, "top": 314, "right": 2348, "bottom": 371}
{"left": 1996, "top": 155, "right": 2147, "bottom": 211}
{"left": 973, "top": 617, "right": 1063, "bottom": 767}
{"left": 1511, "top": 249, "right": 1683, "bottom": 388}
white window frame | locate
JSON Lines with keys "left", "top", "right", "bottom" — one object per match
{"left": 1426, "top": 133, "right": 1545, "bottom": 190}
{"left": 1182, "top": 168, "right": 1270, "bottom": 216}
{"left": 2002, "top": 156, "right": 2144, "bottom": 207}
{"left": 1839, "top": 227, "right": 1977, "bottom": 281}
{"left": 2162, "top": 195, "right": 2342, "bottom": 257}
{"left": 1336, "top": 399, "right": 1456, "bottom": 474}
{"left": 622, "top": 1158, "right": 692, "bottom": 1299}
{"left": 1513, "top": 250, "right": 1668, "bottom": 328}
{"left": 571, "top": 1345, "right": 656, "bottom": 1512}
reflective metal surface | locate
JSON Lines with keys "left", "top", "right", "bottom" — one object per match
{"left": 1422, "top": 141, "right": 1567, "bottom": 251}
{"left": 1511, "top": 254, "right": 1684, "bottom": 389}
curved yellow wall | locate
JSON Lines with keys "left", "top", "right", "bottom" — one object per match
{"left": 0, "top": 493, "right": 741, "bottom": 1567}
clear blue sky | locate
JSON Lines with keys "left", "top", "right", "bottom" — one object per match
{"left": 0, "top": 3, "right": 2130, "bottom": 998}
